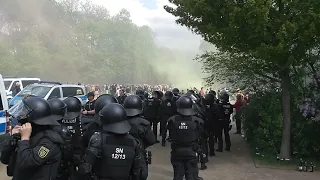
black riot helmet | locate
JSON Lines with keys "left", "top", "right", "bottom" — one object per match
{"left": 94, "top": 94, "right": 118, "bottom": 114}
{"left": 176, "top": 96, "right": 195, "bottom": 116}
{"left": 221, "top": 93, "right": 230, "bottom": 102}
{"left": 136, "top": 89, "right": 145, "bottom": 100}
{"left": 123, "top": 95, "right": 143, "bottom": 117}
{"left": 172, "top": 88, "right": 179, "bottom": 96}
{"left": 164, "top": 91, "right": 173, "bottom": 100}
{"left": 186, "top": 90, "right": 195, "bottom": 96}
{"left": 136, "top": 89, "right": 144, "bottom": 96}
{"left": 99, "top": 103, "right": 130, "bottom": 134}
{"left": 153, "top": 90, "right": 161, "bottom": 98}
{"left": 8, "top": 97, "right": 60, "bottom": 126}
{"left": 209, "top": 90, "right": 216, "bottom": 96}
{"left": 63, "top": 97, "right": 82, "bottom": 119}
{"left": 48, "top": 98, "right": 67, "bottom": 117}
{"left": 204, "top": 93, "right": 215, "bottom": 104}
{"left": 158, "top": 91, "right": 164, "bottom": 99}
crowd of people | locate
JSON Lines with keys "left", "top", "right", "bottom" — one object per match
{"left": 83, "top": 84, "right": 173, "bottom": 96}
{"left": 1, "top": 85, "right": 249, "bottom": 180}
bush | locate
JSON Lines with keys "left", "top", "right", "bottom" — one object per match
{"left": 242, "top": 91, "right": 283, "bottom": 154}
{"left": 242, "top": 91, "right": 320, "bottom": 158}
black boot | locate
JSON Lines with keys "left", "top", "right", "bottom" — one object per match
{"left": 161, "top": 138, "right": 166, "bottom": 147}
{"left": 225, "top": 144, "right": 231, "bottom": 152}
{"left": 200, "top": 163, "right": 207, "bottom": 170}
{"left": 209, "top": 151, "right": 216, "bottom": 156}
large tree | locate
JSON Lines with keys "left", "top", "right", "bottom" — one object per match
{"left": 164, "top": 0, "right": 320, "bottom": 158}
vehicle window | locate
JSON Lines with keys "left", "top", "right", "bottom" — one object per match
{"left": 62, "top": 87, "right": 84, "bottom": 97}
{"left": 21, "top": 80, "right": 40, "bottom": 87}
{"left": 17, "top": 85, "right": 52, "bottom": 98}
{"left": 4, "top": 81, "right": 12, "bottom": 90}
{"left": 48, "top": 88, "right": 61, "bottom": 99}
{"left": 0, "top": 95, "right": 3, "bottom": 110}
{"left": 9, "top": 81, "right": 19, "bottom": 92}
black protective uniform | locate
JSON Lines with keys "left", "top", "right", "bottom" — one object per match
{"left": 1, "top": 97, "right": 63, "bottom": 180}
{"left": 186, "top": 92, "right": 208, "bottom": 170}
{"left": 48, "top": 98, "right": 74, "bottom": 180}
{"left": 82, "top": 94, "right": 118, "bottom": 148}
{"left": 163, "top": 96, "right": 203, "bottom": 180}
{"left": 159, "top": 91, "right": 177, "bottom": 145}
{"left": 204, "top": 94, "right": 219, "bottom": 156}
{"left": 124, "top": 95, "right": 156, "bottom": 180}
{"left": 63, "top": 97, "right": 84, "bottom": 160}
{"left": 217, "top": 94, "right": 233, "bottom": 152}
{"left": 79, "top": 103, "right": 141, "bottom": 180}
{"left": 143, "top": 91, "right": 161, "bottom": 139}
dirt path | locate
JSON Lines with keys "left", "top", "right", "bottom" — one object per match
{"left": 148, "top": 123, "right": 319, "bottom": 180}
{"left": 1, "top": 124, "right": 319, "bottom": 180}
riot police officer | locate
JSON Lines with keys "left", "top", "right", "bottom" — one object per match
{"left": 63, "top": 97, "right": 84, "bottom": 158}
{"left": 144, "top": 90, "right": 161, "bottom": 141}
{"left": 1, "top": 97, "right": 63, "bottom": 180}
{"left": 48, "top": 98, "right": 74, "bottom": 180}
{"left": 79, "top": 103, "right": 141, "bottom": 180}
{"left": 163, "top": 96, "right": 203, "bottom": 180}
{"left": 185, "top": 90, "right": 208, "bottom": 170}
{"left": 204, "top": 93, "right": 219, "bottom": 156}
{"left": 209, "top": 90, "right": 219, "bottom": 104}
{"left": 159, "top": 91, "right": 177, "bottom": 145}
{"left": 123, "top": 95, "right": 156, "bottom": 180}
{"left": 172, "top": 88, "right": 180, "bottom": 102}
{"left": 217, "top": 93, "right": 233, "bottom": 152}
{"left": 82, "top": 94, "right": 118, "bottom": 147}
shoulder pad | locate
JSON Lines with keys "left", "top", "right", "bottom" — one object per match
{"left": 129, "top": 117, "right": 150, "bottom": 126}
{"left": 126, "top": 134, "right": 140, "bottom": 145}
{"left": 192, "top": 116, "right": 204, "bottom": 124}
{"left": 168, "top": 115, "right": 178, "bottom": 122}
{"left": 89, "top": 132, "right": 102, "bottom": 147}
{"left": 139, "top": 117, "right": 150, "bottom": 126}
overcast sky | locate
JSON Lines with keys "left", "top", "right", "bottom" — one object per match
{"left": 91, "top": 0, "right": 201, "bottom": 50}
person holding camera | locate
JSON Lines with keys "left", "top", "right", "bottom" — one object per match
{"left": 1, "top": 97, "right": 63, "bottom": 180}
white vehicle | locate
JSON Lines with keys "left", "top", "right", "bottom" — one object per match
{"left": 0, "top": 74, "right": 10, "bottom": 151}
{"left": 9, "top": 81, "right": 87, "bottom": 107}
{"left": 4, "top": 77, "right": 40, "bottom": 101}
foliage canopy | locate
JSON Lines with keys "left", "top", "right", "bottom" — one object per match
{"left": 164, "top": 0, "right": 320, "bottom": 158}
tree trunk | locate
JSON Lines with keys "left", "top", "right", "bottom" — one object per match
{"left": 279, "top": 69, "right": 291, "bottom": 159}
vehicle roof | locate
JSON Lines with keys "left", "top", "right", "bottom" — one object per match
{"left": 29, "top": 83, "right": 85, "bottom": 88}
{"left": 3, "top": 77, "right": 40, "bottom": 80}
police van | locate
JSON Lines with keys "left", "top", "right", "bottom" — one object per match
{"left": 9, "top": 81, "right": 87, "bottom": 107}
{"left": 0, "top": 74, "right": 10, "bottom": 151}
{"left": 4, "top": 77, "right": 40, "bottom": 100}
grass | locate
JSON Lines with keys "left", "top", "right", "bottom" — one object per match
{"left": 250, "top": 148, "right": 320, "bottom": 171}
{"left": 251, "top": 149, "right": 318, "bottom": 171}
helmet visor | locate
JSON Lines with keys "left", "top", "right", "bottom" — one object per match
{"left": 8, "top": 101, "right": 32, "bottom": 120}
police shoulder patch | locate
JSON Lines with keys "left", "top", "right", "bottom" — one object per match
{"left": 38, "top": 146, "right": 50, "bottom": 159}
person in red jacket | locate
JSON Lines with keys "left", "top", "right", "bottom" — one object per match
{"left": 233, "top": 93, "right": 244, "bottom": 134}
